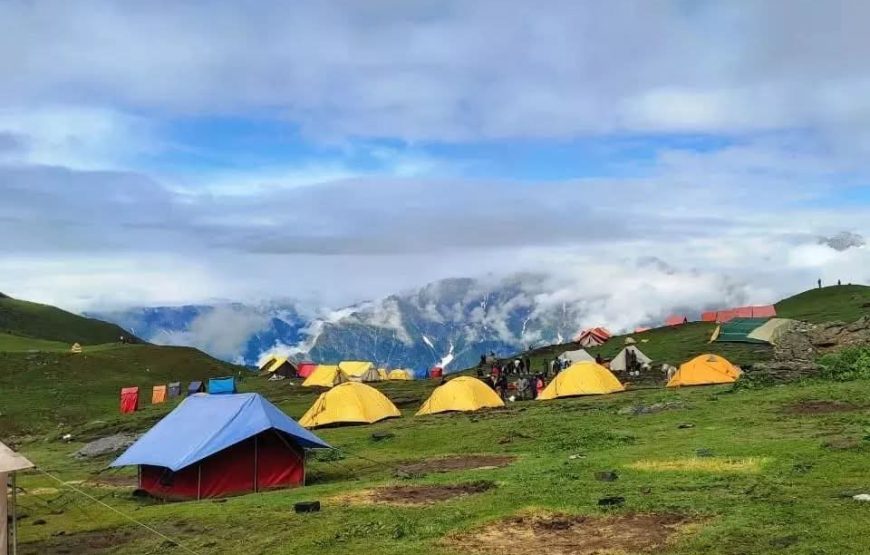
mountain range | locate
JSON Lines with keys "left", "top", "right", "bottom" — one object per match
{"left": 91, "top": 272, "right": 754, "bottom": 372}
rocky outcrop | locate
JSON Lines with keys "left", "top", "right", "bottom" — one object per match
{"left": 750, "top": 317, "right": 869, "bottom": 383}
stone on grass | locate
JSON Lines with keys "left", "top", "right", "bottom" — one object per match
{"left": 594, "top": 471, "right": 619, "bottom": 482}
{"left": 74, "top": 434, "right": 139, "bottom": 459}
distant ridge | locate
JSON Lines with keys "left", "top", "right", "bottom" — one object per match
{"left": 0, "top": 294, "right": 140, "bottom": 345}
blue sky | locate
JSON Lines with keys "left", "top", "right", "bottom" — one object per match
{"left": 1, "top": 0, "right": 869, "bottom": 311}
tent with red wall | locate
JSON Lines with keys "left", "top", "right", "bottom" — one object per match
{"left": 111, "top": 393, "right": 331, "bottom": 500}
{"left": 296, "top": 362, "right": 317, "bottom": 378}
{"left": 701, "top": 311, "right": 718, "bottom": 322}
{"left": 120, "top": 387, "right": 139, "bottom": 414}
{"left": 665, "top": 315, "right": 688, "bottom": 327}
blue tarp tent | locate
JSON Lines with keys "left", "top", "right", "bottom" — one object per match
{"left": 208, "top": 376, "right": 236, "bottom": 395}
{"left": 187, "top": 381, "right": 204, "bottom": 395}
{"left": 111, "top": 393, "right": 331, "bottom": 499}
{"left": 112, "top": 393, "right": 330, "bottom": 470}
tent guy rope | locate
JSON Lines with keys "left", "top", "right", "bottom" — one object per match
{"left": 33, "top": 467, "right": 201, "bottom": 555}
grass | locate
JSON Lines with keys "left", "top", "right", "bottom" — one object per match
{"left": 510, "top": 284, "right": 870, "bottom": 374}
{"left": 0, "top": 332, "right": 70, "bottom": 352}
{"left": 2, "top": 284, "right": 869, "bottom": 554}
{"left": 0, "top": 343, "right": 245, "bottom": 437}
{"left": 9, "top": 377, "right": 870, "bottom": 554}
{"left": 0, "top": 295, "right": 135, "bottom": 345}
{"left": 775, "top": 284, "right": 870, "bottom": 323}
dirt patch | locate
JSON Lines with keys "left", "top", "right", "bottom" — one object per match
{"left": 396, "top": 455, "right": 515, "bottom": 477}
{"left": 446, "top": 512, "right": 697, "bottom": 555}
{"left": 338, "top": 481, "right": 495, "bottom": 506}
{"left": 786, "top": 400, "right": 860, "bottom": 414}
{"left": 20, "top": 528, "right": 142, "bottom": 555}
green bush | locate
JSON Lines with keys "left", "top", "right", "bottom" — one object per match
{"left": 818, "top": 347, "right": 870, "bottom": 381}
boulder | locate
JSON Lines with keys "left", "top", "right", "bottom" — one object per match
{"left": 74, "top": 433, "right": 139, "bottom": 459}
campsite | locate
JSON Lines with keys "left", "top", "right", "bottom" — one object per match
{"left": 0, "top": 285, "right": 868, "bottom": 554}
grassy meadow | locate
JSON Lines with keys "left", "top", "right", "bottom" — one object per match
{"left": 2, "top": 284, "right": 868, "bottom": 554}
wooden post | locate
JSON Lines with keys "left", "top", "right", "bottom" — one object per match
{"left": 1, "top": 472, "right": 8, "bottom": 555}
{"left": 10, "top": 474, "right": 16, "bottom": 555}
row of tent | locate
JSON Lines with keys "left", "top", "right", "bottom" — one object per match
{"left": 260, "top": 356, "right": 418, "bottom": 385}
{"left": 702, "top": 305, "right": 777, "bottom": 323}
{"left": 558, "top": 341, "right": 653, "bottom": 373}
{"left": 109, "top": 352, "right": 743, "bottom": 500}
{"left": 120, "top": 377, "right": 238, "bottom": 413}
{"left": 300, "top": 354, "right": 743, "bottom": 428}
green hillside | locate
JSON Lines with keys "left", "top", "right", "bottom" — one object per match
{"left": 0, "top": 344, "right": 246, "bottom": 436}
{"left": 775, "top": 284, "right": 870, "bottom": 323}
{"left": 515, "top": 285, "right": 869, "bottom": 373}
{"left": 0, "top": 294, "right": 137, "bottom": 345}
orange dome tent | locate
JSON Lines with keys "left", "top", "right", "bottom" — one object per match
{"left": 667, "top": 354, "right": 742, "bottom": 387}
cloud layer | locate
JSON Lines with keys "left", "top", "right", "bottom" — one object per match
{"left": 1, "top": 1, "right": 869, "bottom": 317}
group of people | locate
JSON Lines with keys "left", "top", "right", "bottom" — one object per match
{"left": 476, "top": 353, "right": 549, "bottom": 401}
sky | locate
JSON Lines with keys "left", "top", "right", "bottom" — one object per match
{"left": 2, "top": 0, "right": 869, "bottom": 314}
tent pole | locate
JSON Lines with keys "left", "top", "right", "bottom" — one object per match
{"left": 253, "top": 436, "right": 259, "bottom": 493}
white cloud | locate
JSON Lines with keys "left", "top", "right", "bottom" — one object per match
{"left": 5, "top": 1, "right": 870, "bottom": 142}
{"left": 156, "top": 306, "right": 269, "bottom": 361}
{"left": 0, "top": 106, "right": 156, "bottom": 169}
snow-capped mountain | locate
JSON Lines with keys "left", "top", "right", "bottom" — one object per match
{"left": 92, "top": 269, "right": 754, "bottom": 372}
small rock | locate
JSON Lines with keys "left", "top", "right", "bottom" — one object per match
{"left": 568, "top": 454, "right": 586, "bottom": 460}
{"left": 854, "top": 494, "right": 870, "bottom": 502}
{"left": 695, "top": 448, "right": 714, "bottom": 458}
{"left": 770, "top": 535, "right": 799, "bottom": 548}
{"left": 51, "top": 531, "right": 66, "bottom": 537}
{"left": 677, "top": 423, "right": 695, "bottom": 429}
{"left": 74, "top": 433, "right": 139, "bottom": 459}
{"left": 371, "top": 431, "right": 394, "bottom": 441}
{"left": 594, "top": 470, "right": 619, "bottom": 482}
{"left": 597, "top": 496, "right": 625, "bottom": 507}
{"left": 32, "top": 519, "right": 47, "bottom": 525}
{"left": 823, "top": 437, "right": 861, "bottom": 450}
{"left": 294, "top": 500, "right": 321, "bottom": 513}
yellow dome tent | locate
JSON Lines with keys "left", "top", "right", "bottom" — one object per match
{"left": 70, "top": 342, "right": 82, "bottom": 354}
{"left": 301, "top": 364, "right": 349, "bottom": 388}
{"left": 299, "top": 382, "right": 401, "bottom": 428}
{"left": 538, "top": 361, "right": 625, "bottom": 400}
{"left": 416, "top": 376, "right": 504, "bottom": 416}
{"left": 258, "top": 355, "right": 278, "bottom": 372}
{"left": 338, "top": 361, "right": 380, "bottom": 382}
{"left": 388, "top": 369, "right": 413, "bottom": 380}
{"left": 667, "top": 354, "right": 742, "bottom": 387}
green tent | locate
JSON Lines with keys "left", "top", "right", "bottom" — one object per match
{"left": 715, "top": 318, "right": 769, "bottom": 343}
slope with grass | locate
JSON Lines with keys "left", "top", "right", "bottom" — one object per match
{"left": 10, "top": 375, "right": 870, "bottom": 555}
{"left": 0, "top": 343, "right": 246, "bottom": 437}
{"left": 512, "top": 285, "right": 870, "bottom": 374}
{"left": 0, "top": 294, "right": 137, "bottom": 345}
{"left": 775, "top": 284, "right": 870, "bottom": 323}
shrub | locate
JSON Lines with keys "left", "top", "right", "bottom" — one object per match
{"left": 818, "top": 347, "right": 870, "bottom": 382}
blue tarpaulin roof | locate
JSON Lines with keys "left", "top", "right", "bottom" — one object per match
{"left": 208, "top": 376, "right": 236, "bottom": 394}
{"left": 111, "top": 393, "right": 331, "bottom": 471}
